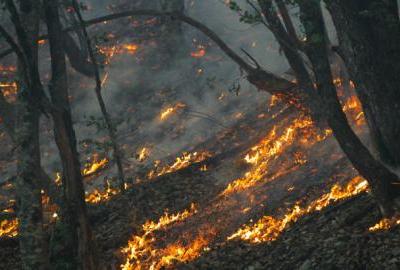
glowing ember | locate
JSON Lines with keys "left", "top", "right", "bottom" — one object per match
{"left": 120, "top": 204, "right": 200, "bottom": 270}
{"left": 98, "top": 43, "right": 139, "bottom": 64}
{"left": 82, "top": 156, "right": 108, "bottom": 176}
{"left": 159, "top": 102, "right": 186, "bottom": 121}
{"left": 228, "top": 176, "right": 368, "bottom": 243}
{"left": 191, "top": 48, "right": 206, "bottom": 58}
{"left": 369, "top": 216, "right": 400, "bottom": 232}
{"left": 147, "top": 151, "right": 212, "bottom": 179}
{"left": 0, "top": 219, "right": 18, "bottom": 238}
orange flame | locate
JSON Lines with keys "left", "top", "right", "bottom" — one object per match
{"left": 120, "top": 204, "right": 200, "bottom": 270}
{"left": 159, "top": 102, "right": 186, "bottom": 121}
{"left": 82, "top": 156, "right": 108, "bottom": 176}
{"left": 85, "top": 180, "right": 120, "bottom": 204}
{"left": 369, "top": 216, "right": 400, "bottom": 232}
{"left": 228, "top": 176, "right": 368, "bottom": 243}
{"left": 0, "top": 219, "right": 18, "bottom": 238}
{"left": 147, "top": 151, "right": 212, "bottom": 179}
{"left": 222, "top": 116, "right": 330, "bottom": 195}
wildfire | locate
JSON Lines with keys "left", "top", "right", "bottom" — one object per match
{"left": 0, "top": 219, "right": 18, "bottom": 238}
{"left": 228, "top": 176, "right": 368, "bottom": 243}
{"left": 342, "top": 95, "right": 365, "bottom": 126}
{"left": 369, "top": 216, "right": 400, "bottom": 232}
{"left": 0, "top": 81, "right": 18, "bottom": 103}
{"left": 222, "top": 116, "right": 330, "bottom": 195}
{"left": 120, "top": 204, "right": 202, "bottom": 270}
{"left": 85, "top": 180, "right": 120, "bottom": 204}
{"left": 98, "top": 43, "right": 139, "bottom": 65}
{"left": 147, "top": 151, "right": 212, "bottom": 179}
{"left": 159, "top": 102, "right": 187, "bottom": 121}
{"left": 82, "top": 156, "right": 109, "bottom": 176}
{"left": 137, "top": 147, "right": 150, "bottom": 162}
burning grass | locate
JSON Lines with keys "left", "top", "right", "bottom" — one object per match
{"left": 147, "top": 151, "right": 212, "bottom": 179}
{"left": 228, "top": 176, "right": 368, "bottom": 243}
{"left": 159, "top": 102, "right": 187, "bottom": 121}
{"left": 222, "top": 116, "right": 331, "bottom": 195}
{"left": 120, "top": 203, "right": 204, "bottom": 270}
{"left": 0, "top": 219, "right": 18, "bottom": 238}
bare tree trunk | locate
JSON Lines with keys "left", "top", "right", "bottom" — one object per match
{"left": 71, "top": 0, "right": 126, "bottom": 192}
{"left": 43, "top": 0, "right": 97, "bottom": 269}
{"left": 297, "top": 0, "right": 400, "bottom": 216}
{"left": 325, "top": 0, "right": 400, "bottom": 167}
{"left": 2, "top": 0, "right": 49, "bottom": 268}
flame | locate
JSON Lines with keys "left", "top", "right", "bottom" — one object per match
{"left": 369, "top": 216, "right": 400, "bottom": 232}
{"left": 137, "top": 147, "right": 150, "bottom": 162}
{"left": 342, "top": 95, "right": 365, "bottom": 126}
{"left": 0, "top": 81, "right": 18, "bottom": 103}
{"left": 82, "top": 156, "right": 108, "bottom": 176}
{"left": 120, "top": 204, "right": 199, "bottom": 270}
{"left": 159, "top": 102, "right": 186, "bottom": 121}
{"left": 228, "top": 176, "right": 368, "bottom": 243}
{"left": 0, "top": 219, "right": 18, "bottom": 238}
{"left": 147, "top": 151, "right": 212, "bottom": 179}
{"left": 85, "top": 180, "right": 120, "bottom": 204}
{"left": 222, "top": 116, "right": 330, "bottom": 195}
{"left": 98, "top": 43, "right": 139, "bottom": 65}
{"left": 122, "top": 44, "right": 139, "bottom": 54}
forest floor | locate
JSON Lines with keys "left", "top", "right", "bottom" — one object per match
{"left": 1, "top": 104, "right": 400, "bottom": 270}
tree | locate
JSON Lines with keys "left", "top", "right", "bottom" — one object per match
{"left": 43, "top": 0, "right": 97, "bottom": 268}
{"left": 325, "top": 0, "right": 400, "bottom": 167}
{"left": 0, "top": 0, "right": 49, "bottom": 269}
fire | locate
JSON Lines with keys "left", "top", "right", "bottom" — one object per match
{"left": 122, "top": 44, "right": 139, "bottom": 54}
{"left": 159, "top": 102, "right": 186, "bottom": 121}
{"left": 369, "top": 216, "right": 400, "bottom": 232}
{"left": 98, "top": 43, "right": 139, "bottom": 65}
{"left": 137, "top": 147, "right": 150, "bottom": 162}
{"left": 82, "top": 156, "right": 108, "bottom": 176}
{"left": 120, "top": 204, "right": 200, "bottom": 270}
{"left": 85, "top": 180, "right": 120, "bottom": 204}
{"left": 147, "top": 151, "right": 212, "bottom": 179}
{"left": 342, "top": 95, "right": 365, "bottom": 126}
{"left": 228, "top": 176, "right": 368, "bottom": 243}
{"left": 0, "top": 219, "right": 18, "bottom": 238}
{"left": 222, "top": 116, "right": 330, "bottom": 195}
{"left": 191, "top": 48, "right": 206, "bottom": 58}
{"left": 0, "top": 81, "right": 18, "bottom": 103}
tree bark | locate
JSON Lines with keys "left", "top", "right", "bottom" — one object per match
{"left": 43, "top": 0, "right": 97, "bottom": 269}
{"left": 325, "top": 0, "right": 400, "bottom": 167}
{"left": 6, "top": 1, "right": 49, "bottom": 268}
{"left": 297, "top": 0, "right": 400, "bottom": 215}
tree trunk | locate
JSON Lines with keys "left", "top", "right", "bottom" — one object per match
{"left": 43, "top": 0, "right": 97, "bottom": 269}
{"left": 297, "top": 0, "right": 400, "bottom": 216}
{"left": 325, "top": 0, "right": 400, "bottom": 167}
{"left": 12, "top": 1, "right": 49, "bottom": 268}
